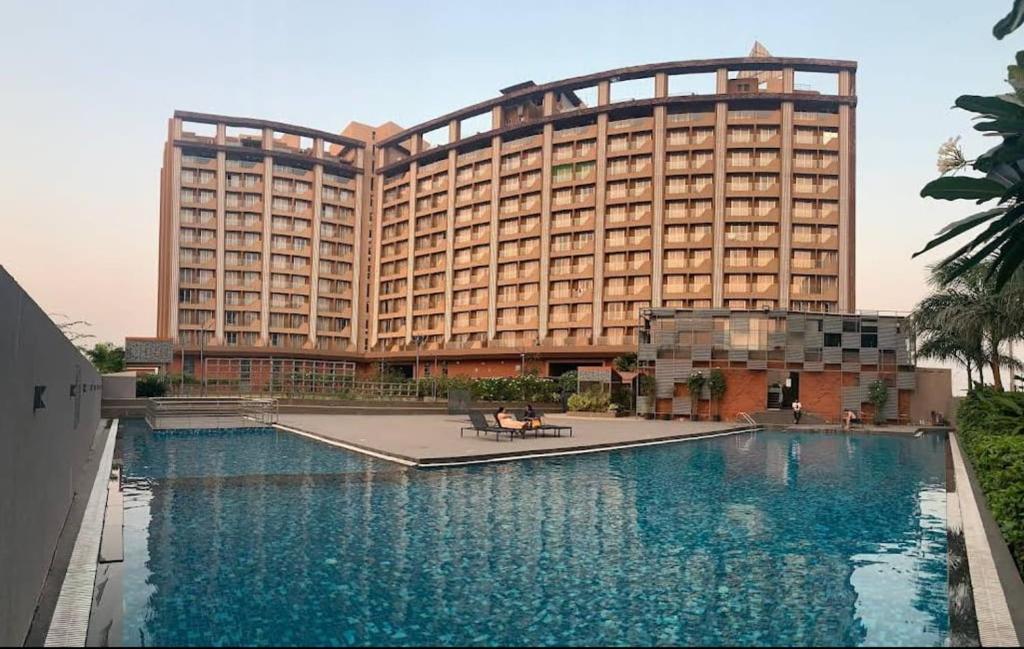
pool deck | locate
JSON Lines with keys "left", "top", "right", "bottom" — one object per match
{"left": 274, "top": 413, "right": 752, "bottom": 467}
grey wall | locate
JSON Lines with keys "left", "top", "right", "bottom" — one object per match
{"left": 101, "top": 372, "right": 137, "bottom": 400}
{"left": 0, "top": 266, "right": 102, "bottom": 646}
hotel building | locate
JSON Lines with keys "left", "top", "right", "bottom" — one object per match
{"left": 154, "top": 44, "right": 857, "bottom": 377}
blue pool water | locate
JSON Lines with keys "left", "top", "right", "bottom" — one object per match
{"left": 118, "top": 421, "right": 950, "bottom": 646}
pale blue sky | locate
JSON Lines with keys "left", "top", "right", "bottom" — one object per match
{"left": 0, "top": 0, "right": 1015, "bottom": 364}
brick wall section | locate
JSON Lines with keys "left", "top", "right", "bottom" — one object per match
{"left": 716, "top": 369, "right": 767, "bottom": 421}
{"left": 799, "top": 371, "right": 843, "bottom": 423}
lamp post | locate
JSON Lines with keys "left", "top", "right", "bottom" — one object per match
{"left": 413, "top": 335, "right": 424, "bottom": 379}
{"left": 199, "top": 318, "right": 215, "bottom": 397}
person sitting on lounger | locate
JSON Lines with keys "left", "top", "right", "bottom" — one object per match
{"left": 496, "top": 406, "right": 531, "bottom": 430}
{"left": 524, "top": 404, "right": 543, "bottom": 427}
{"left": 842, "top": 409, "right": 862, "bottom": 430}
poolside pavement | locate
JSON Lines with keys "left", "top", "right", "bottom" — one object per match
{"left": 274, "top": 413, "right": 749, "bottom": 467}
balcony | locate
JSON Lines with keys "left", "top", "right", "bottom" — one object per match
{"left": 663, "top": 282, "right": 713, "bottom": 298}
{"left": 553, "top": 124, "right": 597, "bottom": 142}
{"left": 548, "top": 287, "right": 594, "bottom": 304}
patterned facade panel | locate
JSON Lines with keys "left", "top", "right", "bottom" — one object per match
{"left": 897, "top": 371, "right": 916, "bottom": 389}
{"left": 896, "top": 346, "right": 911, "bottom": 364}
{"left": 579, "top": 367, "right": 613, "bottom": 382}
{"left": 877, "top": 332, "right": 898, "bottom": 349}
{"left": 768, "top": 332, "right": 787, "bottom": 348}
{"left": 728, "top": 348, "right": 749, "bottom": 362}
{"left": 859, "top": 348, "right": 879, "bottom": 364}
{"left": 125, "top": 339, "right": 173, "bottom": 364}
{"left": 842, "top": 385, "right": 868, "bottom": 410}
{"left": 804, "top": 330, "right": 824, "bottom": 347}
{"left": 749, "top": 358, "right": 768, "bottom": 370}
{"left": 638, "top": 343, "right": 656, "bottom": 362}
{"left": 841, "top": 332, "right": 860, "bottom": 348}
{"left": 787, "top": 314, "right": 806, "bottom": 332}
{"left": 823, "top": 316, "right": 843, "bottom": 333}
{"left": 672, "top": 397, "right": 692, "bottom": 415}
{"left": 884, "top": 387, "right": 899, "bottom": 419}
{"left": 655, "top": 331, "right": 676, "bottom": 347}
{"left": 803, "top": 360, "right": 824, "bottom": 372}
{"left": 841, "top": 361, "right": 861, "bottom": 372}
{"left": 823, "top": 347, "right": 843, "bottom": 364}
{"left": 693, "top": 345, "right": 712, "bottom": 361}
{"left": 785, "top": 346, "right": 805, "bottom": 362}
{"left": 656, "top": 375, "right": 675, "bottom": 398}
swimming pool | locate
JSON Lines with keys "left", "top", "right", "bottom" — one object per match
{"left": 117, "top": 421, "right": 950, "bottom": 646}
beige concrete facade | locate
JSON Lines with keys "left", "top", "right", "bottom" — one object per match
{"left": 156, "top": 46, "right": 856, "bottom": 374}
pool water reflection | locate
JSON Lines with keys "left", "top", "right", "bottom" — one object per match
{"left": 118, "top": 422, "right": 949, "bottom": 646}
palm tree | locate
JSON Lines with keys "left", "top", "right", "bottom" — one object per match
{"left": 912, "top": 260, "right": 1024, "bottom": 391}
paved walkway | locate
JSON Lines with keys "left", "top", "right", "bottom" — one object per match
{"left": 275, "top": 413, "right": 749, "bottom": 466}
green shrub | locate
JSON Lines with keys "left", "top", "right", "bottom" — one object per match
{"left": 470, "top": 374, "right": 559, "bottom": 403}
{"left": 957, "top": 387, "right": 1024, "bottom": 574}
{"left": 612, "top": 353, "right": 637, "bottom": 373}
{"left": 707, "top": 369, "right": 726, "bottom": 420}
{"left": 567, "top": 389, "right": 611, "bottom": 412}
{"left": 868, "top": 379, "right": 889, "bottom": 424}
{"left": 558, "top": 370, "right": 579, "bottom": 396}
{"left": 136, "top": 373, "right": 169, "bottom": 398}
{"left": 686, "top": 372, "right": 706, "bottom": 419}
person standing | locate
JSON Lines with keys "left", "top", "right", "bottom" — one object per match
{"left": 792, "top": 399, "right": 803, "bottom": 424}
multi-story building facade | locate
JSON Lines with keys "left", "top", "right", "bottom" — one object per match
{"left": 154, "top": 45, "right": 857, "bottom": 377}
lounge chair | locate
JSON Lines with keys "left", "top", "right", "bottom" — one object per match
{"left": 461, "top": 411, "right": 516, "bottom": 441}
{"left": 517, "top": 410, "right": 573, "bottom": 437}
{"left": 493, "top": 412, "right": 535, "bottom": 438}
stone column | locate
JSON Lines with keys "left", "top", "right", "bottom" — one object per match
{"left": 260, "top": 128, "right": 273, "bottom": 345}
{"left": 309, "top": 161, "right": 323, "bottom": 347}
{"left": 593, "top": 110, "right": 609, "bottom": 338}
{"left": 444, "top": 147, "right": 457, "bottom": 342}
{"left": 487, "top": 136, "right": 501, "bottom": 341}
{"left": 779, "top": 102, "right": 794, "bottom": 309}
{"left": 711, "top": 101, "right": 728, "bottom": 307}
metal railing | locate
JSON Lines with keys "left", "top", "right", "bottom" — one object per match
{"left": 736, "top": 411, "right": 757, "bottom": 425}
{"left": 146, "top": 397, "right": 278, "bottom": 430}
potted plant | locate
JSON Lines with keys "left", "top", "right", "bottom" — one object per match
{"left": 707, "top": 369, "right": 727, "bottom": 421}
{"left": 685, "top": 371, "right": 706, "bottom": 421}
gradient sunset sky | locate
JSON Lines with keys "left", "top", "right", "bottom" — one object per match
{"left": 0, "top": 0, "right": 1016, "bottom": 389}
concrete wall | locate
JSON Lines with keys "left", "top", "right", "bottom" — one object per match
{"left": 911, "top": 366, "right": 954, "bottom": 426}
{"left": 101, "top": 371, "right": 137, "bottom": 400}
{"left": 0, "top": 266, "right": 102, "bottom": 646}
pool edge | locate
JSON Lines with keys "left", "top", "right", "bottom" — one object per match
{"left": 948, "top": 432, "right": 1024, "bottom": 646}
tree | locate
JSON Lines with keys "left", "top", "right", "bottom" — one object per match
{"left": 995, "top": 0, "right": 1024, "bottom": 39}
{"left": 707, "top": 369, "right": 727, "bottom": 421}
{"left": 85, "top": 342, "right": 126, "bottom": 374}
{"left": 911, "top": 259, "right": 1024, "bottom": 391}
{"left": 868, "top": 379, "right": 889, "bottom": 425}
{"left": 557, "top": 370, "right": 579, "bottom": 396}
{"left": 913, "top": 4, "right": 1024, "bottom": 287}
{"left": 685, "top": 371, "right": 706, "bottom": 420}
{"left": 51, "top": 313, "right": 95, "bottom": 351}
{"left": 612, "top": 353, "right": 637, "bottom": 373}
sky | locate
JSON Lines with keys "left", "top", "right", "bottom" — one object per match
{"left": 0, "top": 0, "right": 1016, "bottom": 389}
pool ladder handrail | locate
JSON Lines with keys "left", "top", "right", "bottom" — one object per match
{"left": 736, "top": 411, "right": 756, "bottom": 426}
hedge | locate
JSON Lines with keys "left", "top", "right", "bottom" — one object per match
{"left": 957, "top": 387, "right": 1024, "bottom": 574}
